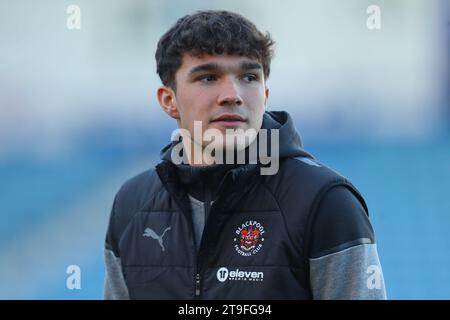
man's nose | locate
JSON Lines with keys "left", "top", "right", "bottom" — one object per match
{"left": 217, "top": 78, "right": 243, "bottom": 106}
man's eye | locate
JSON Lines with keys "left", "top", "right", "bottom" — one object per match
{"left": 242, "top": 74, "right": 258, "bottom": 82}
{"left": 198, "top": 75, "right": 217, "bottom": 82}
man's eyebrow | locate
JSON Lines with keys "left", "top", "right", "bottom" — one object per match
{"left": 240, "top": 62, "right": 262, "bottom": 71}
{"left": 188, "top": 63, "right": 221, "bottom": 76}
{"left": 188, "top": 61, "right": 263, "bottom": 77}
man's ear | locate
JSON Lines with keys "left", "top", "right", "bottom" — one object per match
{"left": 264, "top": 86, "right": 270, "bottom": 107}
{"left": 157, "top": 86, "right": 180, "bottom": 119}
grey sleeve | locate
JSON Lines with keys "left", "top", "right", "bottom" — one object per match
{"left": 309, "top": 243, "right": 387, "bottom": 300}
{"left": 104, "top": 248, "right": 130, "bottom": 300}
{"left": 306, "top": 186, "right": 387, "bottom": 300}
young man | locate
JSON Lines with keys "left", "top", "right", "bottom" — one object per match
{"left": 104, "top": 10, "right": 387, "bottom": 300}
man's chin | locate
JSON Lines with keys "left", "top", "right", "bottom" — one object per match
{"left": 204, "top": 132, "right": 256, "bottom": 152}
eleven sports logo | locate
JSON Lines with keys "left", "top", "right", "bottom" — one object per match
{"left": 217, "top": 267, "right": 264, "bottom": 282}
{"left": 234, "top": 220, "right": 265, "bottom": 256}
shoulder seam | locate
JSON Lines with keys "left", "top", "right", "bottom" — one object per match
{"left": 309, "top": 242, "right": 377, "bottom": 261}
{"left": 309, "top": 237, "right": 374, "bottom": 259}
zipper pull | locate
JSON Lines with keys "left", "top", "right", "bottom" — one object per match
{"left": 195, "top": 273, "right": 201, "bottom": 296}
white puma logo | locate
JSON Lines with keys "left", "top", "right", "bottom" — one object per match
{"left": 143, "top": 227, "right": 172, "bottom": 252}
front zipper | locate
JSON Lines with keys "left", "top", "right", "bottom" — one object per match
{"left": 204, "top": 187, "right": 212, "bottom": 221}
{"left": 194, "top": 186, "right": 213, "bottom": 298}
{"left": 156, "top": 163, "right": 224, "bottom": 300}
{"left": 195, "top": 273, "right": 201, "bottom": 296}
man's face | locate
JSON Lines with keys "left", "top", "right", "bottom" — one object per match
{"left": 158, "top": 54, "right": 269, "bottom": 150}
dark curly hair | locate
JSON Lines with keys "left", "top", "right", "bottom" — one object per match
{"left": 155, "top": 10, "right": 275, "bottom": 90}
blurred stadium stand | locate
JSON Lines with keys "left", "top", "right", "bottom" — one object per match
{"left": 0, "top": 0, "right": 449, "bottom": 299}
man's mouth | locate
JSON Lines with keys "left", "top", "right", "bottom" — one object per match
{"left": 210, "top": 113, "right": 246, "bottom": 128}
